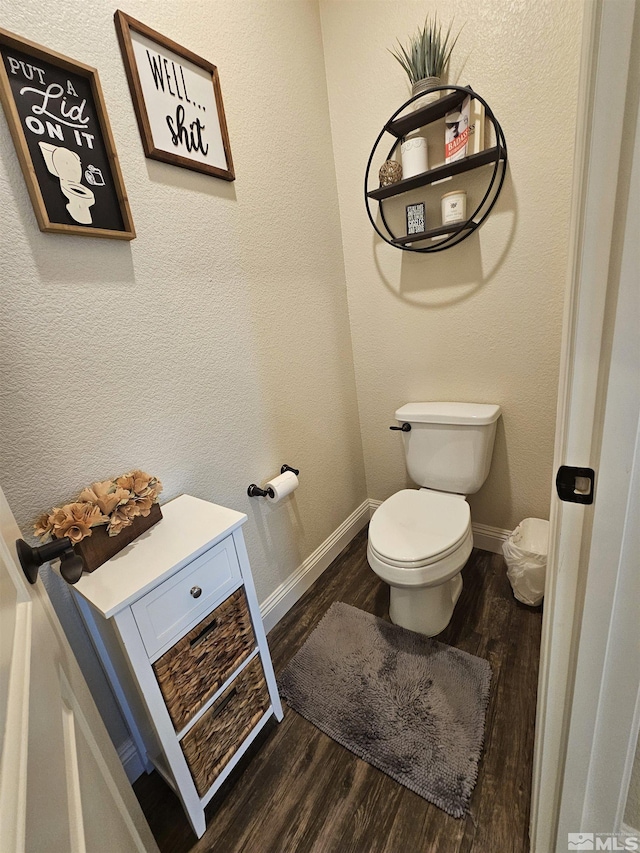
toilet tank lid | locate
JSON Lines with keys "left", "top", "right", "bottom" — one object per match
{"left": 395, "top": 402, "right": 502, "bottom": 425}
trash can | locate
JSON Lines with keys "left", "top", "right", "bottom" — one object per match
{"left": 502, "top": 518, "right": 550, "bottom": 606}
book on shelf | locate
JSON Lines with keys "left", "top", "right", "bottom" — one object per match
{"left": 469, "top": 99, "right": 485, "bottom": 155}
{"left": 445, "top": 95, "right": 471, "bottom": 163}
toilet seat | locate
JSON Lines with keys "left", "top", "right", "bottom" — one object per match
{"left": 368, "top": 489, "right": 473, "bottom": 589}
{"left": 369, "top": 489, "right": 471, "bottom": 566}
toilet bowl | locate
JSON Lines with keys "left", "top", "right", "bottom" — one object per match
{"left": 366, "top": 401, "right": 501, "bottom": 637}
{"left": 368, "top": 489, "right": 473, "bottom": 636}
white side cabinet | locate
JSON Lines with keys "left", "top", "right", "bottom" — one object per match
{"left": 73, "top": 494, "right": 283, "bottom": 838}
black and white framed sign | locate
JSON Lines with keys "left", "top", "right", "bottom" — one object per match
{"left": 406, "top": 202, "right": 426, "bottom": 236}
{"left": 114, "top": 11, "right": 234, "bottom": 181}
{"left": 0, "top": 27, "right": 135, "bottom": 239}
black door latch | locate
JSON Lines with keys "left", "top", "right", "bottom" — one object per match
{"left": 556, "top": 465, "right": 595, "bottom": 505}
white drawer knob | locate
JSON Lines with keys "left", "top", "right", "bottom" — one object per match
{"left": 190, "top": 586, "right": 202, "bottom": 599}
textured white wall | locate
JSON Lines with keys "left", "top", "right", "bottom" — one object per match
{"left": 319, "top": 0, "right": 583, "bottom": 530}
{"left": 0, "top": 1, "right": 366, "bottom": 748}
{"left": 1, "top": 0, "right": 586, "bottom": 762}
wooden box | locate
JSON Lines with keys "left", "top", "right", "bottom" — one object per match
{"left": 74, "top": 502, "right": 162, "bottom": 572}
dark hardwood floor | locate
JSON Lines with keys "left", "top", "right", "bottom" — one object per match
{"left": 134, "top": 528, "right": 543, "bottom": 853}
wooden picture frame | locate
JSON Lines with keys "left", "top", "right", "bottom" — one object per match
{"left": 0, "top": 27, "right": 135, "bottom": 240}
{"left": 114, "top": 11, "right": 235, "bottom": 182}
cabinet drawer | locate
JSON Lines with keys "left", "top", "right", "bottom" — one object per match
{"left": 181, "top": 655, "right": 270, "bottom": 797}
{"left": 153, "top": 588, "right": 256, "bottom": 731}
{"left": 131, "top": 536, "right": 241, "bottom": 657}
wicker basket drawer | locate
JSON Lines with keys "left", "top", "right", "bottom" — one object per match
{"left": 153, "top": 588, "right": 256, "bottom": 731}
{"left": 181, "top": 654, "right": 270, "bottom": 797}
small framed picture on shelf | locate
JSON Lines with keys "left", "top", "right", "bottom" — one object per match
{"left": 406, "top": 202, "right": 426, "bottom": 235}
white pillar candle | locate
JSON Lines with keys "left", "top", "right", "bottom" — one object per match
{"left": 401, "top": 136, "right": 429, "bottom": 179}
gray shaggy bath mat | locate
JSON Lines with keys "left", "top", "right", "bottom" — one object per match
{"left": 277, "top": 602, "right": 491, "bottom": 818}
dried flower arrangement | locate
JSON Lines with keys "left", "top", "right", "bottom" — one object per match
{"left": 34, "top": 470, "right": 163, "bottom": 543}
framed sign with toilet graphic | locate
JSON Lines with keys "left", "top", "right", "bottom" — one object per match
{"left": 114, "top": 11, "right": 235, "bottom": 182}
{"left": 0, "top": 27, "right": 135, "bottom": 239}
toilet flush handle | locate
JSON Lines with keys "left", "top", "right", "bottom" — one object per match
{"left": 389, "top": 423, "right": 411, "bottom": 432}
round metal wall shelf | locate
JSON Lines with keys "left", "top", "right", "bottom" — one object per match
{"left": 364, "top": 85, "right": 507, "bottom": 253}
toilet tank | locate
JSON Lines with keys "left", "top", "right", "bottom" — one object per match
{"left": 395, "top": 402, "right": 501, "bottom": 494}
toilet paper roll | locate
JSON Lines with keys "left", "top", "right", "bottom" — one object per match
{"left": 265, "top": 470, "right": 299, "bottom": 503}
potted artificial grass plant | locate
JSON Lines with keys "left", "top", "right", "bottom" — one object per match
{"left": 390, "top": 13, "right": 462, "bottom": 104}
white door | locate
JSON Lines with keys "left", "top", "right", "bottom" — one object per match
{"left": 0, "top": 485, "right": 159, "bottom": 853}
{"left": 530, "top": 0, "right": 639, "bottom": 848}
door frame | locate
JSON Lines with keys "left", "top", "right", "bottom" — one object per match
{"left": 530, "top": 0, "right": 639, "bottom": 848}
{"left": 0, "top": 517, "right": 31, "bottom": 852}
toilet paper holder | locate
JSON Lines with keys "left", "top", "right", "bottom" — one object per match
{"left": 248, "top": 465, "right": 299, "bottom": 498}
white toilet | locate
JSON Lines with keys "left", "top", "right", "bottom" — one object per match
{"left": 367, "top": 402, "right": 501, "bottom": 637}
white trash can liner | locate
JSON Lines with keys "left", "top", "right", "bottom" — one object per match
{"left": 502, "top": 517, "right": 549, "bottom": 606}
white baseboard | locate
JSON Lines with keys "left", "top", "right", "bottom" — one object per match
{"left": 471, "top": 522, "right": 511, "bottom": 554}
{"left": 369, "top": 499, "right": 510, "bottom": 555}
{"left": 260, "top": 500, "right": 371, "bottom": 634}
{"left": 118, "top": 736, "right": 146, "bottom": 784}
